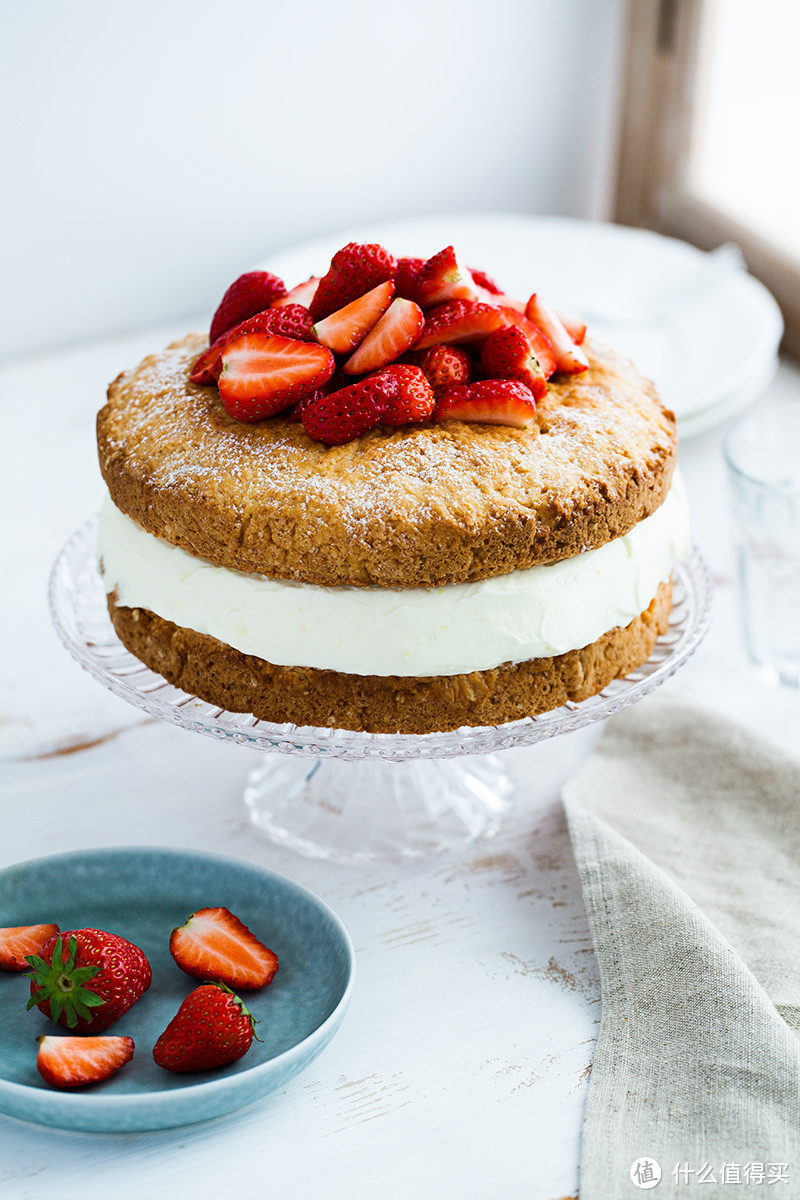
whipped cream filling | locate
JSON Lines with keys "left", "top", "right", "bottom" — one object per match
{"left": 98, "top": 476, "right": 690, "bottom": 677}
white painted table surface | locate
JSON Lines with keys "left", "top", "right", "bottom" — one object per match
{"left": 2, "top": 322, "right": 799, "bottom": 1200}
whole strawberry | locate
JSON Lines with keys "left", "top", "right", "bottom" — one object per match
{"left": 309, "top": 242, "right": 397, "bottom": 322}
{"left": 209, "top": 270, "right": 287, "bottom": 344}
{"left": 301, "top": 374, "right": 398, "bottom": 445}
{"left": 26, "top": 930, "right": 152, "bottom": 1033}
{"left": 153, "top": 983, "right": 256, "bottom": 1073}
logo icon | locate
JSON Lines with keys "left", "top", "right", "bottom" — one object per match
{"left": 630, "top": 1158, "right": 662, "bottom": 1189}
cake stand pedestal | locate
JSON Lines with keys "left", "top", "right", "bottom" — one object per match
{"left": 50, "top": 518, "right": 712, "bottom": 864}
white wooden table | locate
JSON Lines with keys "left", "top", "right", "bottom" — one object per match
{"left": 2, "top": 323, "right": 799, "bottom": 1200}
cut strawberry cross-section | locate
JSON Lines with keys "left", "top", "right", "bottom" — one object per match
{"left": 415, "top": 246, "right": 480, "bottom": 309}
{"left": 36, "top": 1035, "right": 135, "bottom": 1089}
{"left": 218, "top": 333, "right": 335, "bottom": 422}
{"left": 555, "top": 307, "right": 587, "bottom": 345}
{"left": 312, "top": 280, "right": 395, "bottom": 355}
{"left": 191, "top": 304, "right": 315, "bottom": 385}
{"left": 343, "top": 298, "right": 424, "bottom": 375}
{"left": 435, "top": 378, "right": 538, "bottom": 430}
{"left": 0, "top": 924, "right": 60, "bottom": 972}
{"left": 169, "top": 906, "right": 278, "bottom": 991}
{"left": 309, "top": 243, "right": 397, "bottom": 322}
{"left": 525, "top": 294, "right": 589, "bottom": 374}
{"left": 272, "top": 276, "right": 321, "bottom": 309}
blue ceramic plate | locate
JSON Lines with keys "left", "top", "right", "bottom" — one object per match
{"left": 0, "top": 847, "right": 354, "bottom": 1132}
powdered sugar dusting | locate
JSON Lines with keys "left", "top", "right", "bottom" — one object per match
{"left": 98, "top": 333, "right": 677, "bottom": 586}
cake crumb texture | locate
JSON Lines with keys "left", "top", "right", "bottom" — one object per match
{"left": 97, "top": 334, "right": 677, "bottom": 588}
{"left": 107, "top": 582, "right": 672, "bottom": 735}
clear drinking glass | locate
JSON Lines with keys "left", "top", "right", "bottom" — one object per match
{"left": 724, "top": 399, "right": 800, "bottom": 687}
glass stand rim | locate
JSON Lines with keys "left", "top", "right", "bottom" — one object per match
{"left": 48, "top": 516, "right": 713, "bottom": 862}
{"left": 50, "top": 514, "right": 713, "bottom": 762}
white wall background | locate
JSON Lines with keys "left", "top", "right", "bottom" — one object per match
{"left": 0, "top": 0, "right": 625, "bottom": 362}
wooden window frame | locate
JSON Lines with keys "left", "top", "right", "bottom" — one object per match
{"left": 613, "top": 0, "right": 800, "bottom": 357}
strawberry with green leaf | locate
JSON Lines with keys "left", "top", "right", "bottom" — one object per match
{"left": 26, "top": 929, "right": 152, "bottom": 1033}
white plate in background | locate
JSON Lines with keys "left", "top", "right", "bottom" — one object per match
{"left": 258, "top": 213, "right": 783, "bottom": 437}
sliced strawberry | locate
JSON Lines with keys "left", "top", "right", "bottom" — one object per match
{"left": 312, "top": 280, "right": 395, "bottom": 355}
{"left": 556, "top": 307, "right": 587, "bottom": 345}
{"left": 209, "top": 271, "right": 287, "bottom": 344}
{"left": 36, "top": 1035, "right": 134, "bottom": 1089}
{"left": 525, "top": 294, "right": 590, "bottom": 374}
{"left": 470, "top": 267, "right": 503, "bottom": 295}
{"left": 417, "top": 344, "right": 473, "bottom": 399}
{"left": 169, "top": 907, "right": 278, "bottom": 991}
{"left": 191, "top": 305, "right": 315, "bottom": 385}
{"left": 302, "top": 374, "right": 398, "bottom": 445}
{"left": 343, "top": 298, "right": 424, "bottom": 374}
{"left": 415, "top": 246, "right": 480, "bottom": 309}
{"left": 309, "top": 243, "right": 397, "bottom": 322}
{"left": 218, "top": 333, "right": 335, "bottom": 422}
{"left": 435, "top": 378, "right": 537, "bottom": 430}
{"left": 413, "top": 300, "right": 510, "bottom": 350}
{"left": 480, "top": 325, "right": 549, "bottom": 400}
{"left": 394, "top": 256, "right": 426, "bottom": 302}
{"left": 0, "top": 924, "right": 59, "bottom": 972}
{"left": 272, "top": 276, "right": 321, "bottom": 309}
{"left": 374, "top": 365, "right": 435, "bottom": 424}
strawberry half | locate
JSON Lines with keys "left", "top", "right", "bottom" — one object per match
{"left": 343, "top": 298, "right": 424, "bottom": 374}
{"left": 312, "top": 280, "right": 395, "bottom": 355}
{"left": 480, "top": 325, "right": 549, "bottom": 400}
{"left": 36, "top": 1035, "right": 134, "bottom": 1089}
{"left": 191, "top": 305, "right": 315, "bottom": 385}
{"left": 413, "top": 300, "right": 511, "bottom": 350}
{"left": 26, "top": 930, "right": 151, "bottom": 1033}
{"left": 435, "top": 378, "right": 537, "bottom": 430}
{"left": 415, "top": 246, "right": 479, "bottom": 309}
{"left": 218, "top": 333, "right": 335, "bottom": 422}
{"left": 153, "top": 983, "right": 256, "bottom": 1073}
{"left": 209, "top": 271, "right": 287, "bottom": 344}
{"left": 417, "top": 344, "right": 472, "bottom": 399}
{"left": 169, "top": 906, "right": 278, "bottom": 991}
{"left": 302, "top": 374, "right": 398, "bottom": 444}
{"left": 0, "top": 924, "right": 59, "bottom": 972}
{"left": 309, "top": 243, "right": 397, "bottom": 322}
{"left": 525, "top": 294, "right": 589, "bottom": 374}
{"left": 272, "top": 276, "right": 321, "bottom": 309}
{"left": 375, "top": 365, "right": 435, "bottom": 425}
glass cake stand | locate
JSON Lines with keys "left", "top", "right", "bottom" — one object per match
{"left": 50, "top": 517, "right": 712, "bottom": 863}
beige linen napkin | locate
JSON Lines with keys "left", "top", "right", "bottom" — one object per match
{"left": 562, "top": 698, "right": 800, "bottom": 1199}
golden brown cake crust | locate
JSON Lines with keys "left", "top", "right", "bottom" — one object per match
{"left": 97, "top": 333, "right": 677, "bottom": 588}
{"left": 107, "top": 582, "right": 672, "bottom": 735}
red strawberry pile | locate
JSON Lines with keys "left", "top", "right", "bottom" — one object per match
{"left": 192, "top": 242, "right": 589, "bottom": 444}
{"left": 1, "top": 907, "right": 278, "bottom": 1088}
